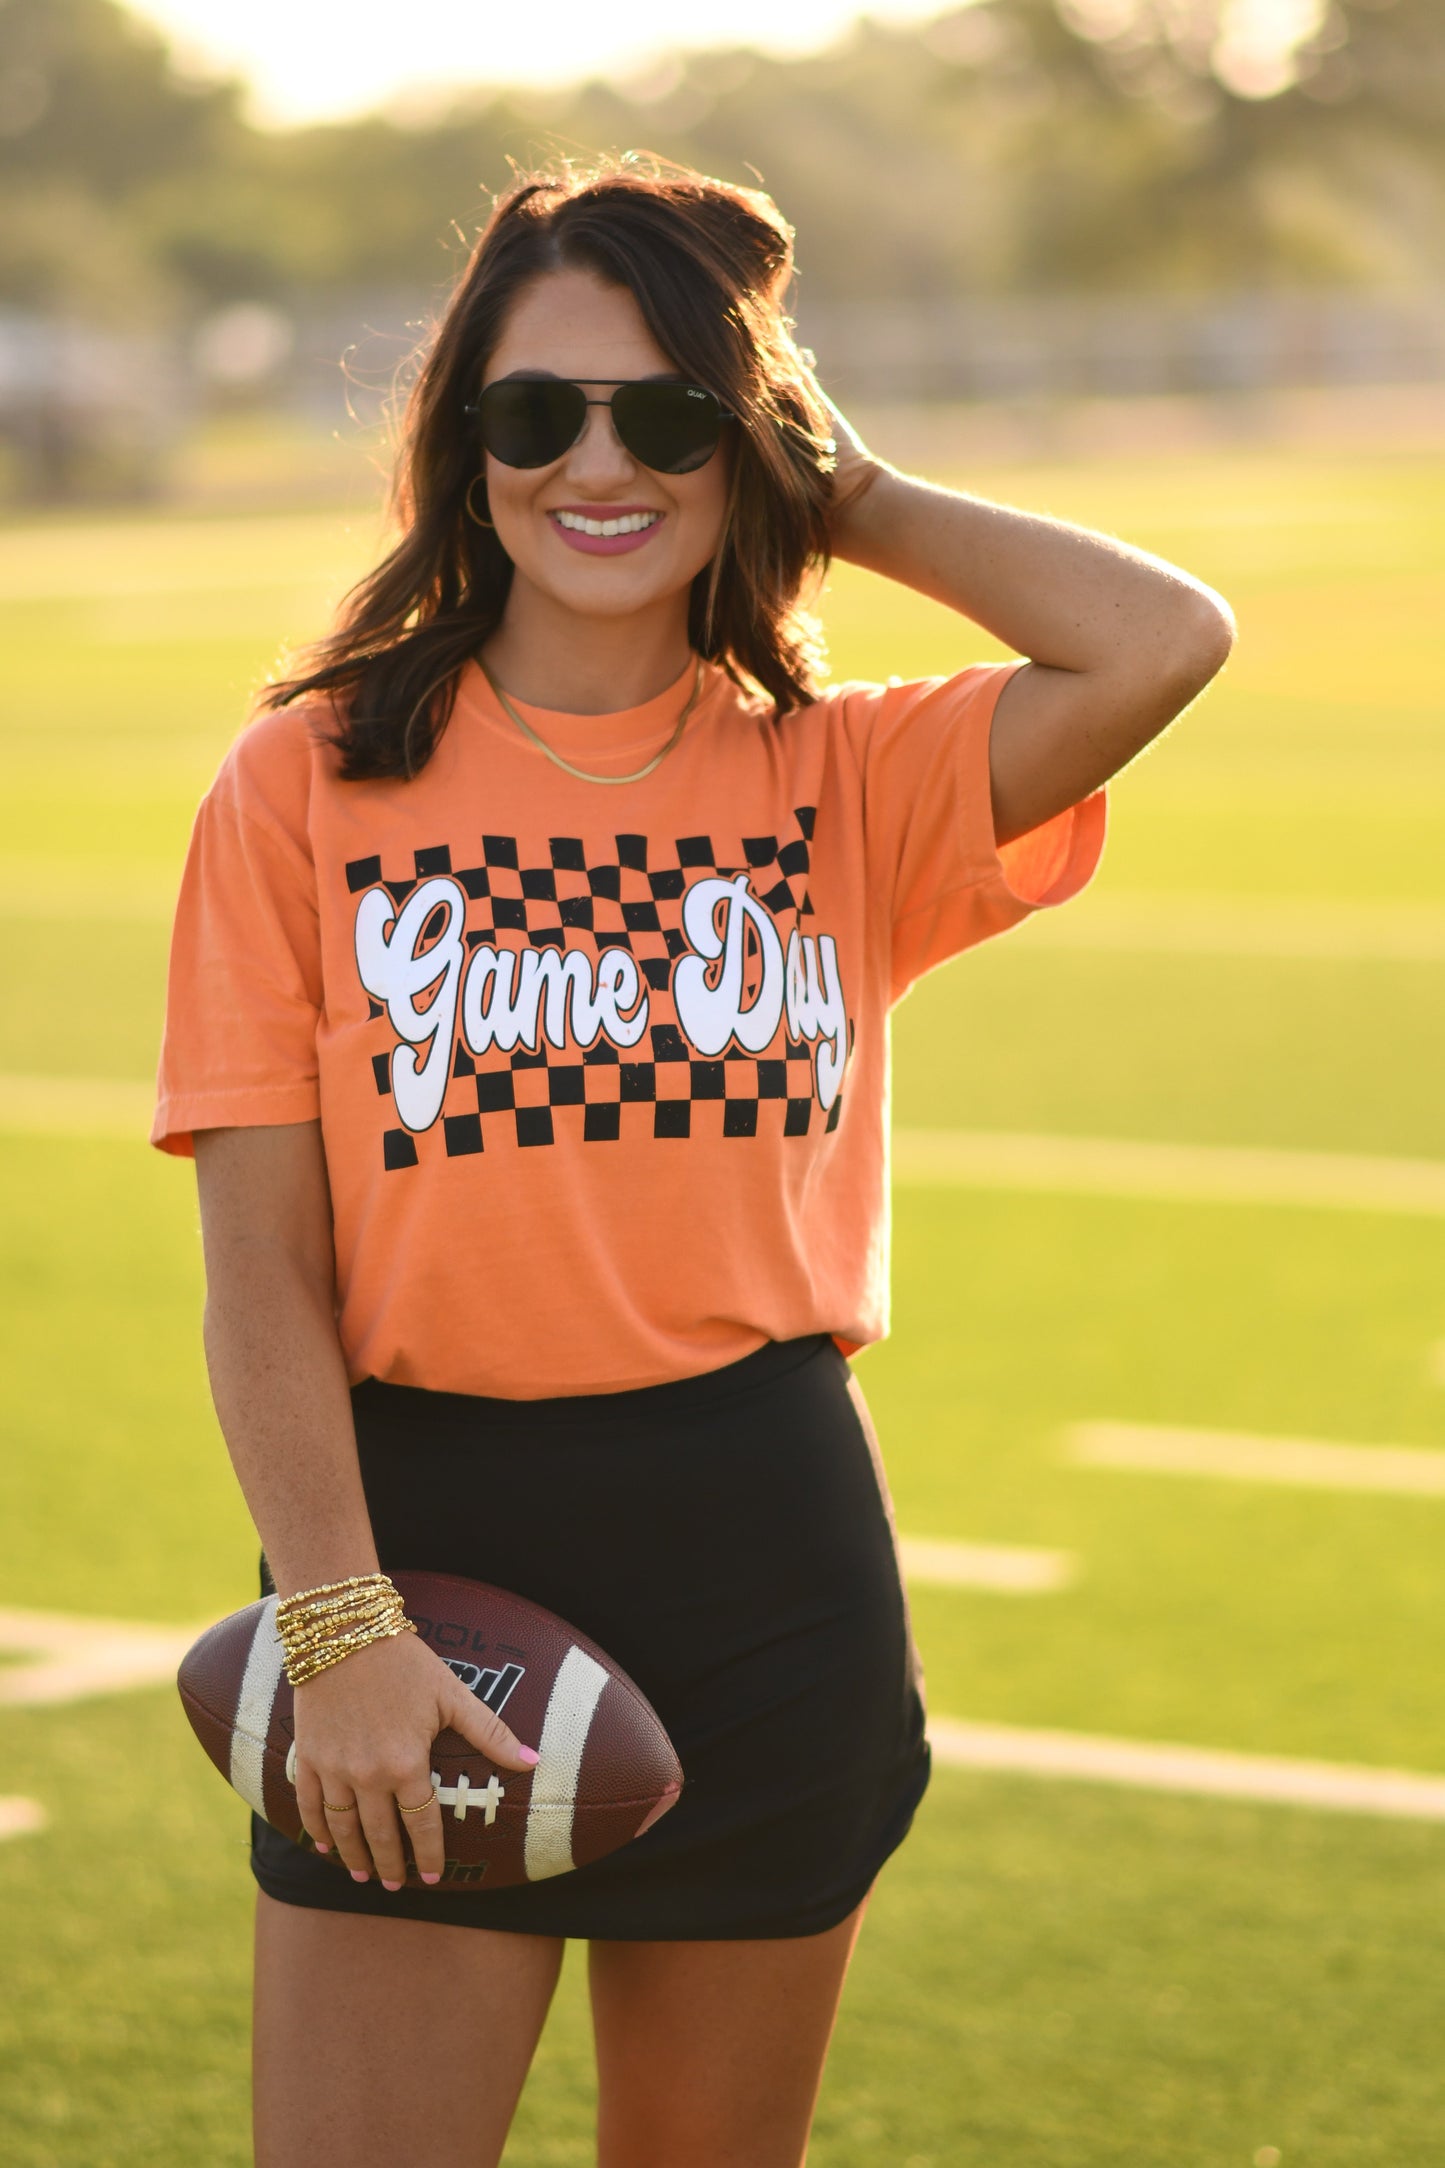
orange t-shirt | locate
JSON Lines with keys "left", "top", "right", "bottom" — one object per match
{"left": 152, "top": 651, "right": 1105, "bottom": 1397}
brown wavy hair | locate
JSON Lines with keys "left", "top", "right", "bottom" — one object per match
{"left": 256, "top": 150, "right": 840, "bottom": 781}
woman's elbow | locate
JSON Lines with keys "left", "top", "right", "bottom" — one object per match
{"left": 1173, "top": 582, "right": 1236, "bottom": 698}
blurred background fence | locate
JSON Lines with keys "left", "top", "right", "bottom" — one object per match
{"left": 6, "top": 286, "right": 1444, "bottom": 498}
{"left": 796, "top": 289, "right": 1445, "bottom": 398}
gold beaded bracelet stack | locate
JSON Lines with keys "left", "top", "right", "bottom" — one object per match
{"left": 275, "top": 1571, "right": 418, "bottom": 1687}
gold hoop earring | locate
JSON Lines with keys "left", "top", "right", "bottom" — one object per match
{"left": 464, "top": 473, "right": 494, "bottom": 529}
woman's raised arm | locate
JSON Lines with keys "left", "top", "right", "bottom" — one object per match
{"left": 193, "top": 1121, "right": 538, "bottom": 1890}
{"left": 819, "top": 399, "right": 1235, "bottom": 847}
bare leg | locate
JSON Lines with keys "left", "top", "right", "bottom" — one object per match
{"left": 588, "top": 1893, "right": 870, "bottom": 2168}
{"left": 252, "top": 1889, "right": 564, "bottom": 2168}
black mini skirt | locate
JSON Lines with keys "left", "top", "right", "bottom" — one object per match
{"left": 250, "top": 1334, "right": 931, "bottom": 1940}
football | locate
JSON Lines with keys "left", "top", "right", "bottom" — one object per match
{"left": 176, "top": 1569, "right": 683, "bottom": 1891}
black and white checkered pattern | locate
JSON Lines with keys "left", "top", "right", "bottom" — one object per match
{"left": 347, "top": 810, "right": 847, "bottom": 1168}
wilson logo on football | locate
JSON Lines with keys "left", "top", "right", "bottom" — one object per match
{"left": 440, "top": 1656, "right": 525, "bottom": 1715}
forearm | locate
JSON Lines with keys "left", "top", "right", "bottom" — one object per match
{"left": 826, "top": 448, "right": 1234, "bottom": 838}
{"left": 202, "top": 1251, "right": 378, "bottom": 1600}
{"left": 194, "top": 1123, "right": 378, "bottom": 1602}
{"left": 198, "top": 1183, "right": 538, "bottom": 1884}
{"left": 834, "top": 462, "right": 1231, "bottom": 687}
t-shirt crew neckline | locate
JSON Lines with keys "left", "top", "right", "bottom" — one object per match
{"left": 455, "top": 651, "right": 725, "bottom": 774}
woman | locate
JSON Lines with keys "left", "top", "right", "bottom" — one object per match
{"left": 152, "top": 154, "right": 1232, "bottom": 2167}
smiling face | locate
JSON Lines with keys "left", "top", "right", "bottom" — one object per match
{"left": 477, "top": 266, "right": 734, "bottom": 634}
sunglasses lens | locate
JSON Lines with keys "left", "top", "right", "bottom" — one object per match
{"left": 477, "top": 380, "right": 586, "bottom": 467}
{"left": 613, "top": 383, "right": 725, "bottom": 473}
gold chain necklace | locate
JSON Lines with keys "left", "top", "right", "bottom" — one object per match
{"left": 477, "top": 653, "right": 704, "bottom": 786}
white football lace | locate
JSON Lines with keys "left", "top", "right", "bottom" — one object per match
{"left": 283, "top": 1739, "right": 504, "bottom": 1824}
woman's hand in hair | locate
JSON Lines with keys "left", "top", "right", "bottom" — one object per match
{"left": 794, "top": 356, "right": 890, "bottom": 554}
{"left": 822, "top": 394, "right": 883, "bottom": 517}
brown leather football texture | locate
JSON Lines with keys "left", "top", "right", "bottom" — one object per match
{"left": 176, "top": 1569, "right": 684, "bottom": 1892}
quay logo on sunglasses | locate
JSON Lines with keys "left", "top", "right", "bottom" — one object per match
{"left": 464, "top": 376, "right": 733, "bottom": 473}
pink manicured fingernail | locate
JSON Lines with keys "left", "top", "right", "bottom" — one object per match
{"left": 350, "top": 1870, "right": 369, "bottom": 1883}
{"left": 382, "top": 1879, "right": 402, "bottom": 1891}
{"left": 315, "top": 1842, "right": 330, "bottom": 1854}
{"left": 518, "top": 1747, "right": 541, "bottom": 1767}
{"left": 420, "top": 1871, "right": 441, "bottom": 1885}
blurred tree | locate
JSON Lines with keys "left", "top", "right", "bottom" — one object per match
{"left": 0, "top": 0, "right": 241, "bottom": 321}
{"left": 0, "top": 0, "right": 1441, "bottom": 328}
{"left": 1309, "top": 0, "right": 1445, "bottom": 135}
{"left": 1046, "top": 0, "right": 1445, "bottom": 281}
{"left": 0, "top": 0, "right": 243, "bottom": 194}
{"left": 0, "top": 177, "right": 181, "bottom": 321}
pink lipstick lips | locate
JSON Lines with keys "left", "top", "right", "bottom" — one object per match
{"left": 548, "top": 508, "right": 664, "bottom": 557}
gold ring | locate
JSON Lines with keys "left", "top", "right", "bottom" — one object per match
{"left": 397, "top": 1789, "right": 438, "bottom": 1815}
{"left": 322, "top": 1798, "right": 357, "bottom": 1812}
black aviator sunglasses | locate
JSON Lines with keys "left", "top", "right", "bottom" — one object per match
{"left": 463, "top": 376, "right": 736, "bottom": 475}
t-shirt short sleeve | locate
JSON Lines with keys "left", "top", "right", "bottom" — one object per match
{"left": 841, "top": 659, "right": 1108, "bottom": 1004}
{"left": 151, "top": 721, "right": 324, "bottom": 1158}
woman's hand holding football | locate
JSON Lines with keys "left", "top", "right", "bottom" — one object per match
{"left": 290, "top": 1630, "right": 540, "bottom": 1888}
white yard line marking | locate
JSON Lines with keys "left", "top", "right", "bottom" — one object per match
{"left": 0, "top": 517, "right": 371, "bottom": 601}
{"left": 6, "top": 1079, "right": 1445, "bottom": 1220}
{"left": 0, "top": 1075, "right": 154, "bottom": 1141}
{"left": 900, "top": 1537, "right": 1075, "bottom": 1593}
{"left": 929, "top": 1717, "right": 1445, "bottom": 1820}
{"left": 0, "top": 1797, "right": 47, "bottom": 1844}
{"left": 891, "top": 1128, "right": 1445, "bottom": 1217}
{"left": 1025, "top": 891, "right": 1445, "bottom": 961}
{"left": 0, "top": 1607, "right": 206, "bottom": 1707}
{"left": 1066, "top": 1421, "right": 1445, "bottom": 1496}
{"left": 6, "top": 1607, "right": 1445, "bottom": 1830}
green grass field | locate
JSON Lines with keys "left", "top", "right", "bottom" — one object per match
{"left": 1, "top": 425, "right": 1443, "bottom": 2166}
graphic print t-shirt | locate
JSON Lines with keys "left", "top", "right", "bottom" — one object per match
{"left": 152, "top": 652, "right": 1106, "bottom": 1397}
